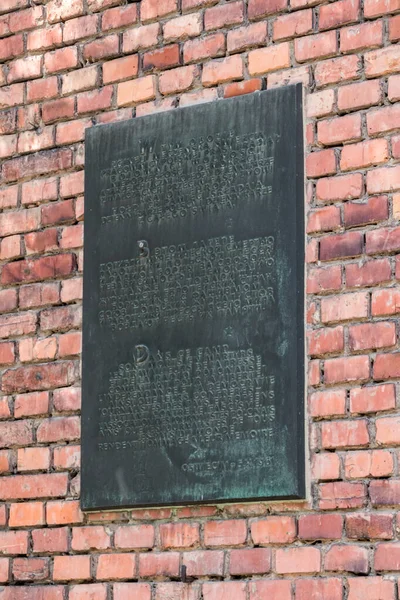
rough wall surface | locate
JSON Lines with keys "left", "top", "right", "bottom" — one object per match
{"left": 0, "top": 0, "right": 399, "bottom": 598}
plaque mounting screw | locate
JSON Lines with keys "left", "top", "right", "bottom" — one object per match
{"left": 138, "top": 240, "right": 150, "bottom": 258}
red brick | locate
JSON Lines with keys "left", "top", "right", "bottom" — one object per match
{"left": 22, "top": 178, "right": 58, "bottom": 206}
{"left": 368, "top": 105, "right": 400, "bottom": 136}
{"left": 0, "top": 473, "right": 68, "bottom": 500}
{"left": 365, "top": 46, "right": 400, "bottom": 77}
{"left": 19, "top": 282, "right": 59, "bottom": 309}
{"left": 349, "top": 322, "right": 396, "bottom": 352}
{"left": 102, "top": 5, "right": 138, "bottom": 31}
{"left": 9, "top": 501, "right": 44, "bottom": 527}
{"left": 347, "top": 514, "right": 393, "bottom": 539}
{"left": 77, "top": 86, "right": 113, "bottom": 114}
{"left": 224, "top": 78, "right": 263, "bottom": 98}
{"left": 203, "top": 55, "right": 244, "bottom": 86}
{"left": 249, "top": 581, "right": 292, "bottom": 600}
{"left": 375, "top": 543, "right": 400, "bottom": 571}
{"left": 164, "top": 14, "right": 202, "bottom": 41}
{"left": 308, "top": 326, "right": 344, "bottom": 356}
{"left": 0, "top": 84, "right": 24, "bottom": 110}
{"left": 251, "top": 516, "right": 296, "bottom": 544}
{"left": 2, "top": 254, "right": 75, "bottom": 285}
{"left": 306, "top": 150, "right": 337, "bottom": 178}
{"left": 317, "top": 173, "right": 363, "bottom": 203}
{"left": 32, "top": 527, "right": 68, "bottom": 553}
{"left": 320, "top": 0, "right": 359, "bottom": 30}
{"left": 0, "top": 531, "right": 28, "bottom": 556}
{"left": 95, "top": 553, "right": 135, "bottom": 580}
{"left": 205, "top": 2, "right": 243, "bottom": 30}
{"left": 37, "top": 416, "right": 80, "bottom": 443}
{"left": 182, "top": 550, "right": 224, "bottom": 577}
{"left": 0, "top": 34, "right": 24, "bottom": 62}
{"left": 117, "top": 76, "right": 156, "bottom": 106}
{"left": 309, "top": 389, "right": 346, "bottom": 417}
{"left": 320, "top": 231, "right": 363, "bottom": 261}
{"left": 376, "top": 416, "right": 400, "bottom": 445}
{"left": 0, "top": 207, "right": 40, "bottom": 237}
{"left": 318, "top": 114, "right": 362, "bottom": 146}
{"left": 341, "top": 20, "right": 383, "bottom": 52}
{"left": 115, "top": 525, "right": 155, "bottom": 549}
{"left": 103, "top": 55, "right": 139, "bottom": 85}
{"left": 248, "top": 42, "right": 290, "bottom": 75}
{"left": 60, "top": 171, "right": 84, "bottom": 198}
{"left": 315, "top": 55, "right": 361, "bottom": 87}
{"left": 53, "top": 387, "right": 81, "bottom": 412}
{"left": 203, "top": 583, "right": 246, "bottom": 600}
{"left": 0, "top": 312, "right": 36, "bottom": 339}
{"left": 274, "top": 9, "right": 313, "bottom": 40}
{"left": 0, "top": 186, "right": 18, "bottom": 210}
{"left": 27, "top": 77, "right": 58, "bottom": 103}
{"left": 72, "top": 526, "right": 111, "bottom": 551}
{"left": 350, "top": 384, "right": 395, "bottom": 414}
{"left": 17, "top": 447, "right": 50, "bottom": 471}
{"left": 321, "top": 419, "right": 369, "bottom": 449}
{"left": 0, "top": 341, "right": 14, "bottom": 366}
{"left": 47, "top": 500, "right": 82, "bottom": 525}
{"left": 25, "top": 228, "right": 58, "bottom": 256}
{"left": 372, "top": 289, "right": 400, "bottom": 316}
{"left": 13, "top": 557, "right": 49, "bottom": 582}
{"left": 53, "top": 555, "right": 91, "bottom": 582}
{"left": 229, "top": 548, "right": 271, "bottom": 575}
{"left": 143, "top": 44, "right": 180, "bottom": 71}
{"left": 345, "top": 449, "right": 394, "bottom": 478}
{"left": 346, "top": 258, "right": 391, "bottom": 289}
{"left": 2, "top": 361, "right": 76, "bottom": 394}
{"left": 374, "top": 353, "right": 400, "bottom": 380}
{"left": 249, "top": 0, "right": 287, "bottom": 19}
{"left": 307, "top": 90, "right": 336, "bottom": 118}
{"left": 348, "top": 577, "right": 395, "bottom": 600}
{"left": 123, "top": 23, "right": 160, "bottom": 53}
{"left": 388, "top": 74, "right": 400, "bottom": 101}
{"left": 62, "top": 65, "right": 98, "bottom": 96}
{"left": 0, "top": 419, "right": 33, "bottom": 448}
{"left": 371, "top": 480, "right": 400, "bottom": 507}
{"left": 184, "top": 33, "right": 225, "bottom": 63}
{"left": 0, "top": 289, "right": 17, "bottom": 313}
{"left": 42, "top": 199, "right": 75, "bottom": 226}
{"left": 295, "top": 578, "right": 343, "bottom": 600}
{"left": 295, "top": 31, "right": 337, "bottom": 62}
{"left": 338, "top": 79, "right": 382, "bottom": 113}
{"left": 324, "top": 355, "right": 370, "bottom": 384}
{"left": 366, "top": 225, "right": 400, "bottom": 254}
{"left": 307, "top": 265, "right": 342, "bottom": 293}
{"left": 53, "top": 445, "right": 80, "bottom": 470}
{"left": 69, "top": 584, "right": 107, "bottom": 600}
{"left": 312, "top": 453, "right": 341, "bottom": 480}
{"left": 15, "top": 392, "right": 49, "bottom": 418}
{"left": 2, "top": 148, "right": 72, "bottom": 183}
{"left": 180, "top": 88, "right": 218, "bottom": 106}
{"left": 160, "top": 523, "right": 199, "bottom": 549}
{"left": 27, "top": 24, "right": 63, "bottom": 52}
{"left": 227, "top": 22, "right": 267, "bottom": 53}
{"left": 365, "top": 0, "right": 400, "bottom": 17}
{"left": 114, "top": 583, "right": 151, "bottom": 600}
{"left": 298, "top": 514, "right": 343, "bottom": 540}
{"left": 345, "top": 196, "right": 388, "bottom": 230}
{"left": 139, "top": 552, "right": 180, "bottom": 578}
{"left": 83, "top": 35, "right": 119, "bottom": 62}
{"left": 40, "top": 305, "right": 81, "bottom": 332}
{"left": 45, "top": 47, "right": 78, "bottom": 74}
{"left": 276, "top": 547, "right": 321, "bottom": 574}
{"left": 63, "top": 15, "right": 98, "bottom": 44}
{"left": 141, "top": 0, "right": 178, "bottom": 21}
{"left": 47, "top": 0, "right": 83, "bottom": 23}
{"left": 319, "top": 482, "right": 366, "bottom": 509}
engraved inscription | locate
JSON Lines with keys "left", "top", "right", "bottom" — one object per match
{"left": 99, "top": 131, "right": 278, "bottom": 226}
{"left": 98, "top": 346, "right": 276, "bottom": 451}
{"left": 99, "top": 235, "right": 276, "bottom": 330}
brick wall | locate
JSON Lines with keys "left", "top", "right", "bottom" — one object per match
{"left": 0, "top": 0, "right": 399, "bottom": 598}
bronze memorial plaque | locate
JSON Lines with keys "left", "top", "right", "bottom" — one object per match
{"left": 82, "top": 84, "right": 305, "bottom": 510}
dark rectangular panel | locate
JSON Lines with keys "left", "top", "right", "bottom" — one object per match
{"left": 82, "top": 84, "right": 305, "bottom": 510}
